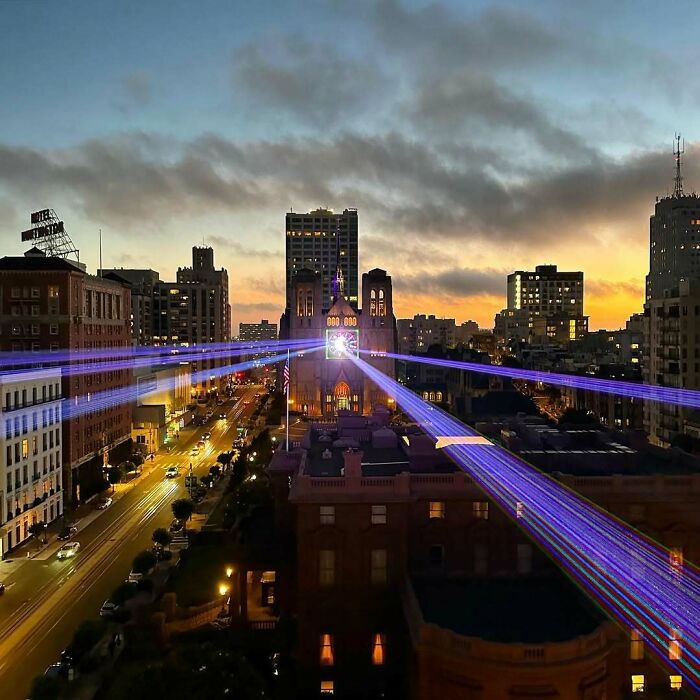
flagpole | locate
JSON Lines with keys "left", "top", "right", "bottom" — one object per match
{"left": 285, "top": 349, "right": 290, "bottom": 452}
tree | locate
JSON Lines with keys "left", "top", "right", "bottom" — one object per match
{"left": 132, "top": 550, "right": 157, "bottom": 575}
{"left": 110, "top": 582, "right": 138, "bottom": 606}
{"left": 172, "top": 498, "right": 194, "bottom": 532}
{"left": 152, "top": 527, "right": 172, "bottom": 549}
{"left": 29, "top": 674, "right": 63, "bottom": 700}
{"left": 131, "top": 453, "right": 145, "bottom": 467}
{"left": 121, "top": 460, "right": 137, "bottom": 475}
{"left": 28, "top": 521, "right": 47, "bottom": 544}
{"left": 107, "top": 465, "right": 123, "bottom": 492}
{"left": 217, "top": 452, "right": 232, "bottom": 469}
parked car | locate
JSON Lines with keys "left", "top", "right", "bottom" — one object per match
{"left": 169, "top": 519, "right": 184, "bottom": 534}
{"left": 165, "top": 466, "right": 179, "bottom": 479}
{"left": 96, "top": 497, "right": 113, "bottom": 510}
{"left": 57, "top": 525, "right": 78, "bottom": 541}
{"left": 57, "top": 542, "right": 80, "bottom": 560}
{"left": 99, "top": 600, "right": 120, "bottom": 618}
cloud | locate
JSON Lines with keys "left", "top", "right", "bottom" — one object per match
{"left": 207, "top": 236, "right": 280, "bottom": 259}
{"left": 232, "top": 40, "right": 386, "bottom": 126}
{"left": 587, "top": 278, "right": 644, "bottom": 298}
{"left": 124, "top": 73, "right": 152, "bottom": 106}
{"left": 395, "top": 266, "right": 508, "bottom": 299}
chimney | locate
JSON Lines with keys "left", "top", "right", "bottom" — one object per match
{"left": 343, "top": 449, "right": 363, "bottom": 478}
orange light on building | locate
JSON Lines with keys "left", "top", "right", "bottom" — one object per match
{"left": 320, "top": 633, "right": 334, "bottom": 666}
{"left": 371, "top": 633, "right": 386, "bottom": 665}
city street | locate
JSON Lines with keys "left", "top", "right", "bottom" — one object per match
{"left": 0, "top": 384, "right": 261, "bottom": 700}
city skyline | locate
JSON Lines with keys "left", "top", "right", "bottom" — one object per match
{"left": 2, "top": 1, "right": 700, "bottom": 331}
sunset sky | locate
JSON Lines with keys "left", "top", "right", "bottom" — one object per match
{"left": 1, "top": 0, "right": 699, "bottom": 331}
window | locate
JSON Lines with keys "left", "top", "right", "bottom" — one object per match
{"left": 319, "top": 634, "right": 334, "bottom": 666}
{"left": 319, "top": 550, "right": 335, "bottom": 586}
{"left": 48, "top": 286, "right": 59, "bottom": 298}
{"left": 371, "top": 504, "right": 387, "bottom": 525}
{"left": 370, "top": 549, "right": 387, "bottom": 584}
{"left": 631, "top": 675, "right": 645, "bottom": 693}
{"left": 50, "top": 324, "right": 58, "bottom": 335}
{"left": 516, "top": 543, "right": 532, "bottom": 574}
{"left": 630, "top": 629, "right": 644, "bottom": 660}
{"left": 320, "top": 505, "right": 335, "bottom": 525}
{"left": 371, "top": 633, "right": 386, "bottom": 665}
{"left": 21, "top": 439, "right": 28, "bottom": 459}
{"left": 669, "top": 629, "right": 682, "bottom": 660}
{"left": 429, "top": 501, "right": 445, "bottom": 519}
{"left": 670, "top": 547, "right": 683, "bottom": 571}
{"left": 429, "top": 544, "right": 444, "bottom": 567}
{"left": 320, "top": 681, "right": 334, "bottom": 695}
{"left": 670, "top": 675, "right": 682, "bottom": 691}
{"left": 473, "top": 501, "right": 489, "bottom": 520}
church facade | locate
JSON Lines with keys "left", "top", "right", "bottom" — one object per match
{"left": 280, "top": 268, "right": 396, "bottom": 417}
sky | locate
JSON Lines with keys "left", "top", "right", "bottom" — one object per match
{"left": 1, "top": 0, "right": 699, "bottom": 332}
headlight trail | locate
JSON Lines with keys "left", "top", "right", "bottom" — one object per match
{"left": 0, "top": 338, "right": 317, "bottom": 369}
{"left": 1, "top": 339, "right": 319, "bottom": 380}
{"left": 371, "top": 350, "right": 700, "bottom": 409}
{"left": 349, "top": 353, "right": 700, "bottom": 688}
{"left": 61, "top": 346, "right": 324, "bottom": 421}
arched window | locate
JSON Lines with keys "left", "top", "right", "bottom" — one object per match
{"left": 305, "top": 290, "right": 313, "bottom": 317}
{"left": 370, "top": 289, "right": 377, "bottom": 316}
{"left": 297, "top": 290, "right": 305, "bottom": 317}
{"left": 422, "top": 391, "right": 429, "bottom": 400}
{"left": 378, "top": 289, "right": 385, "bottom": 316}
{"left": 436, "top": 391, "right": 443, "bottom": 402}
{"left": 429, "top": 392, "right": 435, "bottom": 401}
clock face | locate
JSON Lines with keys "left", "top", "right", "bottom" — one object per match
{"left": 326, "top": 329, "right": 359, "bottom": 359}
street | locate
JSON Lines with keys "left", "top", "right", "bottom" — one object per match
{"left": 0, "top": 385, "right": 261, "bottom": 700}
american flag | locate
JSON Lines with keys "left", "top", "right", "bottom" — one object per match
{"left": 283, "top": 357, "right": 290, "bottom": 392}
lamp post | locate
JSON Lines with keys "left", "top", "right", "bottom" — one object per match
{"left": 218, "top": 583, "right": 230, "bottom": 613}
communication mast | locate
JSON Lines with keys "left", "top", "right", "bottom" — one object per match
{"left": 20, "top": 208, "right": 80, "bottom": 260}
{"left": 673, "top": 133, "right": 685, "bottom": 198}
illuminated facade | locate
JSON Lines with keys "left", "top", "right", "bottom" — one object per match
{"left": 280, "top": 268, "right": 395, "bottom": 417}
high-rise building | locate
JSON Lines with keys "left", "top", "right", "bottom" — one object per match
{"left": 644, "top": 143, "right": 700, "bottom": 446}
{"left": 0, "top": 368, "right": 64, "bottom": 558}
{"left": 396, "top": 315, "right": 456, "bottom": 354}
{"left": 0, "top": 249, "right": 133, "bottom": 505}
{"left": 495, "top": 264, "right": 587, "bottom": 345}
{"left": 285, "top": 208, "right": 359, "bottom": 311}
{"left": 238, "top": 319, "right": 277, "bottom": 342}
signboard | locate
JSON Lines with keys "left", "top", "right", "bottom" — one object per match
{"left": 31, "top": 209, "right": 52, "bottom": 224}
{"left": 21, "top": 220, "right": 64, "bottom": 242}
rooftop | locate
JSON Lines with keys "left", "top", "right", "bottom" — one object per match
{"left": 413, "top": 573, "right": 603, "bottom": 644}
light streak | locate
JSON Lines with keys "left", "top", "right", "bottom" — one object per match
{"left": 371, "top": 350, "right": 700, "bottom": 409}
{"left": 350, "top": 353, "right": 700, "bottom": 687}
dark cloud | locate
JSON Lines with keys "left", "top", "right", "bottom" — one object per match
{"left": 233, "top": 40, "right": 385, "bottom": 126}
{"left": 233, "top": 301, "right": 282, "bottom": 315}
{"left": 395, "top": 266, "right": 507, "bottom": 299}
{"left": 207, "top": 236, "right": 280, "bottom": 259}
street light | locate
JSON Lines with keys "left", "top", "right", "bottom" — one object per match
{"left": 226, "top": 566, "right": 234, "bottom": 578}
{"left": 219, "top": 583, "right": 230, "bottom": 613}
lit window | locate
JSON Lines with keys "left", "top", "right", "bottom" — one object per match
{"left": 320, "top": 680, "right": 334, "bottom": 695}
{"left": 669, "top": 628, "right": 682, "bottom": 660}
{"left": 320, "top": 505, "right": 335, "bottom": 525}
{"left": 631, "top": 675, "right": 645, "bottom": 693}
{"left": 670, "top": 547, "right": 684, "bottom": 571}
{"left": 319, "top": 550, "right": 335, "bottom": 586}
{"left": 371, "top": 504, "right": 387, "bottom": 525}
{"left": 48, "top": 286, "right": 59, "bottom": 298}
{"left": 371, "top": 549, "right": 387, "bottom": 584}
{"left": 630, "top": 629, "right": 644, "bottom": 660}
{"left": 21, "top": 439, "right": 28, "bottom": 459}
{"left": 670, "top": 675, "right": 682, "bottom": 690}
{"left": 371, "top": 633, "right": 386, "bottom": 665}
{"left": 473, "top": 501, "right": 489, "bottom": 520}
{"left": 320, "top": 633, "right": 334, "bottom": 666}
{"left": 429, "top": 501, "right": 445, "bottom": 519}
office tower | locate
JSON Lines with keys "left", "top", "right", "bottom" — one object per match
{"left": 285, "top": 208, "right": 359, "bottom": 311}
{"left": 643, "top": 142, "right": 700, "bottom": 445}
{"left": 396, "top": 315, "right": 457, "bottom": 354}
{"left": 0, "top": 249, "right": 133, "bottom": 505}
{"left": 238, "top": 319, "right": 278, "bottom": 342}
{"left": 495, "top": 264, "right": 588, "bottom": 345}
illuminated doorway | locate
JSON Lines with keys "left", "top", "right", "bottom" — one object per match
{"left": 334, "top": 381, "right": 350, "bottom": 413}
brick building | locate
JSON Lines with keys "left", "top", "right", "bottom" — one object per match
{"left": 0, "top": 249, "right": 133, "bottom": 504}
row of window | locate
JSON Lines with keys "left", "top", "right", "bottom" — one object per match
{"left": 5, "top": 430, "right": 61, "bottom": 465}
{"left": 5, "top": 407, "right": 60, "bottom": 438}
{"left": 319, "top": 632, "right": 385, "bottom": 667}
{"left": 318, "top": 501, "right": 488, "bottom": 526}
{"left": 4, "top": 385, "right": 61, "bottom": 411}
{"left": 630, "top": 627, "right": 683, "bottom": 661}
{"left": 9, "top": 286, "right": 59, "bottom": 300}
{"left": 631, "top": 674, "right": 683, "bottom": 692}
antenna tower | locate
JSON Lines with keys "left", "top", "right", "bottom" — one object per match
{"left": 20, "top": 208, "right": 80, "bottom": 260}
{"left": 673, "top": 133, "right": 685, "bottom": 198}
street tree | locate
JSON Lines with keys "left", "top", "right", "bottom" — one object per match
{"left": 171, "top": 498, "right": 194, "bottom": 532}
{"left": 132, "top": 550, "right": 157, "bottom": 575}
{"left": 152, "top": 527, "right": 172, "bottom": 549}
{"left": 28, "top": 521, "right": 47, "bottom": 544}
{"left": 107, "top": 465, "right": 123, "bottom": 492}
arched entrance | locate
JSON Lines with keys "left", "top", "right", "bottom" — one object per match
{"left": 334, "top": 381, "right": 350, "bottom": 412}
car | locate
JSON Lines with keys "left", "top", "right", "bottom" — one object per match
{"left": 99, "top": 600, "right": 120, "bottom": 618}
{"left": 202, "top": 431, "right": 211, "bottom": 440}
{"left": 243, "top": 400, "right": 250, "bottom": 406}
{"left": 96, "top": 497, "right": 113, "bottom": 510}
{"left": 219, "top": 412, "right": 226, "bottom": 419}
{"left": 57, "top": 525, "right": 78, "bottom": 541}
{"left": 165, "top": 466, "right": 179, "bottom": 479}
{"left": 0, "top": 582, "right": 5, "bottom": 595}
{"left": 190, "top": 446, "right": 200, "bottom": 456}
{"left": 197, "top": 439, "right": 206, "bottom": 449}
{"left": 57, "top": 542, "right": 80, "bottom": 560}
{"left": 127, "top": 570, "right": 146, "bottom": 583}
{"left": 169, "top": 519, "right": 184, "bottom": 534}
